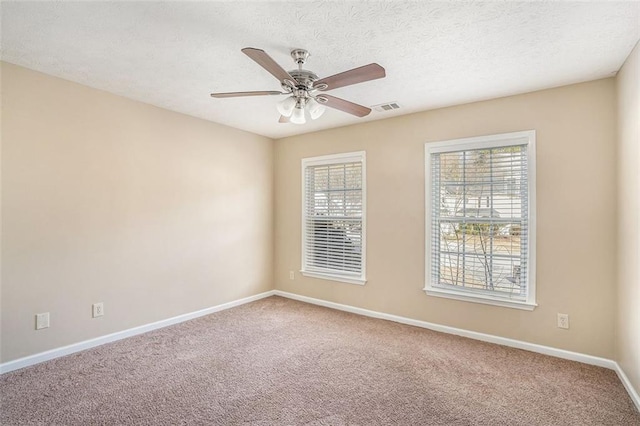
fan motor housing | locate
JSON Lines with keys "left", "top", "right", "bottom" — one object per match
{"left": 283, "top": 69, "right": 318, "bottom": 90}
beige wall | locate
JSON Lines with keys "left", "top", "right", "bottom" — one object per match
{"left": 0, "top": 62, "right": 274, "bottom": 363}
{"left": 275, "top": 79, "right": 617, "bottom": 359}
{"left": 616, "top": 41, "right": 640, "bottom": 394}
{"left": 0, "top": 59, "right": 628, "bottom": 370}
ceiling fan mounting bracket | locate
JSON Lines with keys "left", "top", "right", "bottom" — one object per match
{"left": 290, "top": 49, "right": 310, "bottom": 66}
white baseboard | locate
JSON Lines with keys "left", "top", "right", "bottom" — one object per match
{"left": 273, "top": 290, "right": 616, "bottom": 368}
{"left": 274, "top": 289, "right": 640, "bottom": 411}
{"left": 0, "top": 290, "right": 276, "bottom": 374}
{"left": 614, "top": 362, "right": 640, "bottom": 412}
{"left": 3, "top": 288, "right": 638, "bottom": 412}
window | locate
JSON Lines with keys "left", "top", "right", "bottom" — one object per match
{"left": 425, "top": 131, "right": 536, "bottom": 310}
{"left": 301, "top": 151, "right": 366, "bottom": 285}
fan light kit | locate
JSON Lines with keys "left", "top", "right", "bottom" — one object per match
{"left": 211, "top": 47, "right": 386, "bottom": 124}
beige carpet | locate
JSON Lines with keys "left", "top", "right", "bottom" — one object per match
{"left": 1, "top": 296, "right": 638, "bottom": 425}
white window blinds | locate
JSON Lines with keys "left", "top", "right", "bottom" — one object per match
{"left": 302, "top": 152, "right": 366, "bottom": 284}
{"left": 425, "top": 131, "right": 536, "bottom": 309}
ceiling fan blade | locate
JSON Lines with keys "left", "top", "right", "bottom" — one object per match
{"left": 210, "top": 91, "right": 285, "bottom": 98}
{"left": 278, "top": 115, "right": 290, "bottom": 123}
{"left": 242, "top": 47, "right": 295, "bottom": 84}
{"left": 315, "top": 63, "right": 385, "bottom": 91}
{"left": 317, "top": 94, "right": 371, "bottom": 117}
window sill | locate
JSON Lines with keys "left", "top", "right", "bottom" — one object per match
{"left": 424, "top": 287, "right": 537, "bottom": 311}
{"left": 300, "top": 270, "right": 366, "bottom": 286}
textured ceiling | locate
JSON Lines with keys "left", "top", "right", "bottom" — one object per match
{"left": 1, "top": 1, "right": 639, "bottom": 139}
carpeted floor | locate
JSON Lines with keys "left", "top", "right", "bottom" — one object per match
{"left": 1, "top": 296, "right": 638, "bottom": 425}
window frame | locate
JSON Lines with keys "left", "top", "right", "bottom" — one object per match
{"left": 301, "top": 151, "right": 367, "bottom": 285}
{"left": 424, "top": 130, "right": 537, "bottom": 310}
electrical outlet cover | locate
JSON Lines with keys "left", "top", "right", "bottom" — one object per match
{"left": 92, "top": 302, "right": 104, "bottom": 318}
{"left": 36, "top": 312, "right": 50, "bottom": 330}
{"left": 557, "top": 313, "right": 569, "bottom": 329}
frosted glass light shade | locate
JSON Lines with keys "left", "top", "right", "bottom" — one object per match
{"left": 290, "top": 105, "right": 306, "bottom": 124}
{"left": 307, "top": 98, "right": 326, "bottom": 120}
{"left": 277, "top": 96, "right": 296, "bottom": 117}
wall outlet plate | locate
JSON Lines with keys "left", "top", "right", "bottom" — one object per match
{"left": 36, "top": 312, "right": 50, "bottom": 330}
{"left": 557, "top": 313, "right": 570, "bottom": 329}
{"left": 92, "top": 302, "right": 104, "bottom": 318}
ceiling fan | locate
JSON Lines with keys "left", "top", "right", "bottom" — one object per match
{"left": 210, "top": 47, "right": 386, "bottom": 124}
